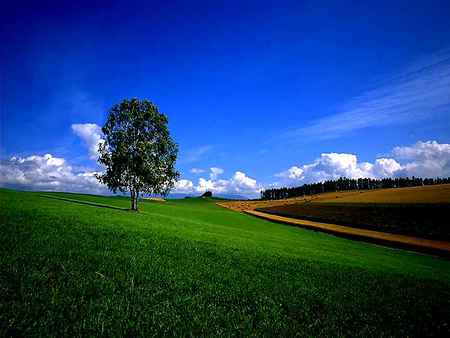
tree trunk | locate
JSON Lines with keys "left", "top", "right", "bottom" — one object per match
{"left": 130, "top": 189, "right": 136, "bottom": 211}
{"left": 130, "top": 189, "right": 139, "bottom": 211}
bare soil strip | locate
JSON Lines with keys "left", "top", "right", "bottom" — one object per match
{"left": 243, "top": 209, "right": 450, "bottom": 257}
{"left": 216, "top": 191, "right": 371, "bottom": 212}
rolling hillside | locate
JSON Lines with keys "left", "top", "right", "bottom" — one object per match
{"left": 1, "top": 188, "right": 450, "bottom": 336}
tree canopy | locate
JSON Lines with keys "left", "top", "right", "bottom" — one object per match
{"left": 97, "top": 98, "right": 179, "bottom": 210}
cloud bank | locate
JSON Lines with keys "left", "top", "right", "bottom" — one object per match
{"left": 0, "top": 155, "right": 261, "bottom": 197}
{"left": 174, "top": 168, "right": 261, "bottom": 197}
{"left": 1, "top": 140, "right": 448, "bottom": 197}
{"left": 276, "top": 140, "right": 450, "bottom": 186}
{"left": 0, "top": 154, "right": 107, "bottom": 194}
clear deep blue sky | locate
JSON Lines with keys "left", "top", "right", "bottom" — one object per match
{"left": 1, "top": 0, "right": 450, "bottom": 192}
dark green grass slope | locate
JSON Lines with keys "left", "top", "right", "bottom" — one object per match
{"left": 1, "top": 189, "right": 450, "bottom": 337}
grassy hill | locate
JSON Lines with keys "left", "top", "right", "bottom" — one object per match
{"left": 1, "top": 188, "right": 450, "bottom": 336}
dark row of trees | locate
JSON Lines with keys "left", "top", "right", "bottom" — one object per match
{"left": 260, "top": 177, "right": 450, "bottom": 200}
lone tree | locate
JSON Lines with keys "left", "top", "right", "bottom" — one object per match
{"left": 97, "top": 98, "right": 179, "bottom": 211}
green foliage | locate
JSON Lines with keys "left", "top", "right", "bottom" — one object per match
{"left": 97, "top": 98, "right": 179, "bottom": 210}
{"left": 1, "top": 189, "right": 450, "bottom": 336}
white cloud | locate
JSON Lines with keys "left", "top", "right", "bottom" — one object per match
{"left": 285, "top": 50, "right": 450, "bottom": 141}
{"left": 174, "top": 179, "right": 194, "bottom": 193}
{"left": 276, "top": 153, "right": 375, "bottom": 184}
{"left": 392, "top": 140, "right": 450, "bottom": 161}
{"left": 230, "top": 171, "right": 258, "bottom": 192}
{"left": 71, "top": 123, "right": 104, "bottom": 160}
{"left": 391, "top": 141, "right": 450, "bottom": 178}
{"left": 276, "top": 140, "right": 450, "bottom": 186}
{"left": 209, "top": 167, "right": 224, "bottom": 180}
{"left": 195, "top": 171, "right": 261, "bottom": 195}
{"left": 0, "top": 154, "right": 108, "bottom": 194}
{"left": 172, "top": 170, "right": 261, "bottom": 197}
{"left": 196, "top": 178, "right": 228, "bottom": 194}
{"left": 4, "top": 140, "right": 448, "bottom": 198}
{"left": 372, "top": 158, "right": 402, "bottom": 177}
{"left": 190, "top": 168, "right": 205, "bottom": 174}
{"left": 278, "top": 166, "right": 303, "bottom": 180}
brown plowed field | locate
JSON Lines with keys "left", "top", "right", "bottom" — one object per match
{"left": 244, "top": 210, "right": 450, "bottom": 256}
{"left": 218, "top": 184, "right": 450, "bottom": 256}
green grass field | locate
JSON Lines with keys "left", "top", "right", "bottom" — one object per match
{"left": 1, "top": 188, "right": 450, "bottom": 337}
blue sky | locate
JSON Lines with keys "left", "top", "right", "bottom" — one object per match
{"left": 1, "top": 0, "right": 450, "bottom": 196}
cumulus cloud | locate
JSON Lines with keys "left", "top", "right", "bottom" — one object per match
{"left": 0, "top": 154, "right": 258, "bottom": 197}
{"left": 3, "top": 140, "right": 448, "bottom": 198}
{"left": 392, "top": 140, "right": 450, "bottom": 160}
{"left": 279, "top": 166, "right": 304, "bottom": 180}
{"left": 231, "top": 171, "right": 258, "bottom": 191}
{"left": 71, "top": 123, "right": 104, "bottom": 160}
{"left": 173, "top": 170, "right": 261, "bottom": 197}
{"left": 372, "top": 158, "right": 402, "bottom": 177}
{"left": 391, "top": 141, "right": 450, "bottom": 178}
{"left": 276, "top": 153, "right": 374, "bottom": 184}
{"left": 196, "top": 177, "right": 227, "bottom": 193}
{"left": 174, "top": 179, "right": 194, "bottom": 193}
{"left": 276, "top": 140, "right": 450, "bottom": 186}
{"left": 0, "top": 154, "right": 108, "bottom": 193}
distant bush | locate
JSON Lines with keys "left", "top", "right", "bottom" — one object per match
{"left": 201, "top": 191, "right": 213, "bottom": 198}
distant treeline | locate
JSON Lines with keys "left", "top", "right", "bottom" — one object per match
{"left": 260, "top": 177, "right": 450, "bottom": 200}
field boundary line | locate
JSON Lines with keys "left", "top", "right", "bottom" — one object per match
{"left": 244, "top": 209, "right": 450, "bottom": 257}
{"left": 40, "top": 195, "right": 129, "bottom": 211}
